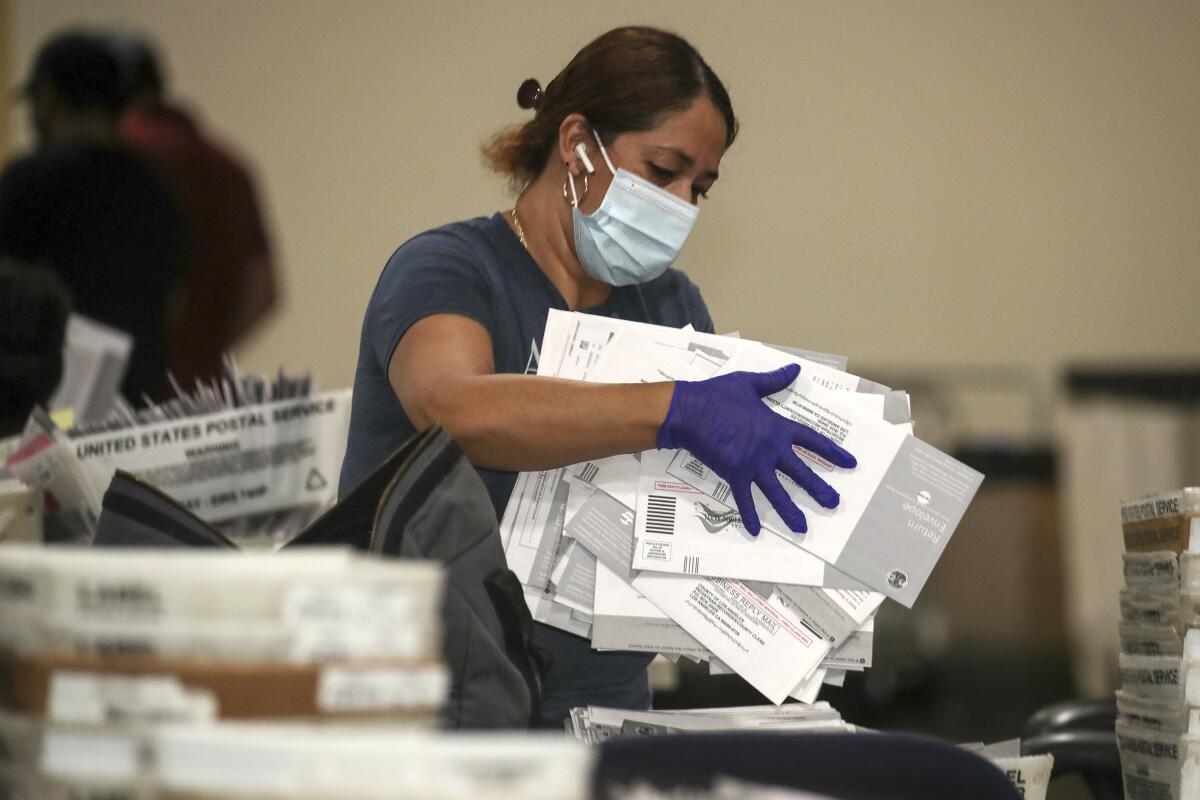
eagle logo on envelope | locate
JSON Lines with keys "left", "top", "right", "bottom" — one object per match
{"left": 694, "top": 501, "right": 742, "bottom": 534}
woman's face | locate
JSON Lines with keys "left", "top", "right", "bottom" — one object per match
{"left": 577, "top": 96, "right": 729, "bottom": 213}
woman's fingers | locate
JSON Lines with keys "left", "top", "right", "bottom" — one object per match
{"left": 791, "top": 423, "right": 857, "bottom": 469}
{"left": 756, "top": 470, "right": 809, "bottom": 534}
{"left": 748, "top": 363, "right": 801, "bottom": 397}
{"left": 731, "top": 481, "right": 761, "bottom": 536}
{"left": 778, "top": 451, "right": 840, "bottom": 510}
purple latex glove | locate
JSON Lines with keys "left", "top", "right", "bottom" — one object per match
{"left": 656, "top": 363, "right": 857, "bottom": 535}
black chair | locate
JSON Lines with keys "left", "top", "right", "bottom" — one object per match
{"left": 593, "top": 731, "right": 1022, "bottom": 800}
{"left": 1020, "top": 700, "right": 1121, "bottom": 800}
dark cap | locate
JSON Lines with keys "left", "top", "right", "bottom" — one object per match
{"left": 22, "top": 30, "right": 125, "bottom": 114}
{"left": 107, "top": 32, "right": 166, "bottom": 99}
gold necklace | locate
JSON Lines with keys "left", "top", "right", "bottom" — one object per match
{"left": 510, "top": 208, "right": 528, "bottom": 250}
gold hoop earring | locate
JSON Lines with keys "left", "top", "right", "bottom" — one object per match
{"left": 562, "top": 173, "right": 589, "bottom": 207}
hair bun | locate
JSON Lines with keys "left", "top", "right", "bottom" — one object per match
{"left": 517, "top": 78, "right": 543, "bottom": 110}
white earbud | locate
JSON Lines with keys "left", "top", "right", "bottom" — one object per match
{"left": 574, "top": 143, "right": 596, "bottom": 175}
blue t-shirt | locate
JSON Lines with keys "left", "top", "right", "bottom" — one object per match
{"left": 339, "top": 212, "right": 713, "bottom": 512}
{"left": 339, "top": 212, "right": 714, "bottom": 726}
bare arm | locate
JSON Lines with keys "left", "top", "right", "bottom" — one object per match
{"left": 389, "top": 313, "right": 673, "bottom": 471}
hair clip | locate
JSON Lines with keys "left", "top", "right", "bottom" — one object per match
{"left": 517, "top": 78, "right": 543, "bottom": 111}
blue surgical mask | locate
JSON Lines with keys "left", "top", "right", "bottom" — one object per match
{"left": 569, "top": 130, "right": 699, "bottom": 287}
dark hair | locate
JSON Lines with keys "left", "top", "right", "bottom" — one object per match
{"left": 25, "top": 30, "right": 126, "bottom": 116}
{"left": 483, "top": 27, "right": 738, "bottom": 188}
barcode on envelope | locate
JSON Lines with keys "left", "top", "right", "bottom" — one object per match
{"left": 712, "top": 482, "right": 731, "bottom": 504}
{"left": 578, "top": 462, "right": 599, "bottom": 483}
{"left": 683, "top": 556, "right": 700, "bottom": 575}
{"left": 644, "top": 495, "right": 676, "bottom": 535}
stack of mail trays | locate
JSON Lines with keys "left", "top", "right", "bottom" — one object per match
{"left": 502, "top": 311, "right": 984, "bottom": 707}
{"left": 2, "top": 358, "right": 354, "bottom": 550}
{"left": 1117, "top": 487, "right": 1200, "bottom": 799}
{"left": 0, "top": 547, "right": 465, "bottom": 798}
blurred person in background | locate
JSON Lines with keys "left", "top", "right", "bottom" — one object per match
{"left": 0, "top": 29, "right": 184, "bottom": 403}
{"left": 113, "top": 33, "right": 278, "bottom": 388}
{"left": 0, "top": 259, "right": 69, "bottom": 437}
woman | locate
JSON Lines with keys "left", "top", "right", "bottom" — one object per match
{"left": 340, "top": 26, "right": 855, "bottom": 726}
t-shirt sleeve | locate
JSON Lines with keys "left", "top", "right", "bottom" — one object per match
{"left": 685, "top": 279, "right": 716, "bottom": 334}
{"left": 365, "top": 230, "right": 494, "bottom": 370}
{"left": 221, "top": 154, "right": 272, "bottom": 263}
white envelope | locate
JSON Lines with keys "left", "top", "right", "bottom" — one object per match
{"left": 632, "top": 572, "right": 829, "bottom": 704}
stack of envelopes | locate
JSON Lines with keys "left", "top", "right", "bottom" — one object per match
{"left": 502, "top": 311, "right": 984, "bottom": 705}
{"left": 566, "top": 702, "right": 857, "bottom": 743}
{"left": 569, "top": 707, "right": 1055, "bottom": 800}
{"left": 0, "top": 546, "right": 449, "bottom": 798}
{"left": 1116, "top": 487, "right": 1200, "bottom": 799}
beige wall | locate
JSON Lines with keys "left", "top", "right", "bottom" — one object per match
{"left": 9, "top": 1, "right": 1200, "bottom": 443}
{"left": 0, "top": 0, "right": 8, "bottom": 161}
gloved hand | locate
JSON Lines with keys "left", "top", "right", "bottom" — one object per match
{"left": 656, "top": 363, "right": 857, "bottom": 535}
